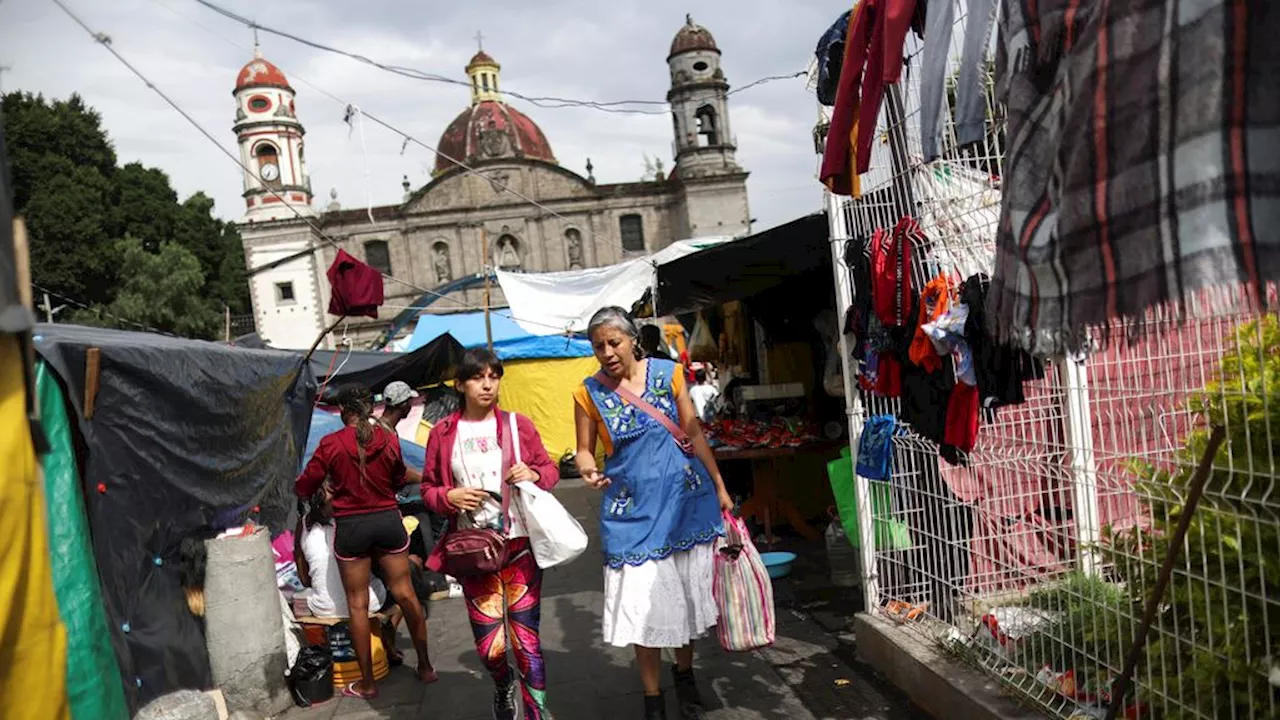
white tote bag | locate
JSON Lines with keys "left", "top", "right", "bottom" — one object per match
{"left": 508, "top": 413, "right": 589, "bottom": 568}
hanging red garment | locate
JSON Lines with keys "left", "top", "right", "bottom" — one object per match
{"left": 819, "top": 0, "right": 919, "bottom": 194}
{"left": 944, "top": 381, "right": 979, "bottom": 453}
{"left": 326, "top": 249, "right": 384, "bottom": 318}
{"left": 870, "top": 218, "right": 920, "bottom": 327}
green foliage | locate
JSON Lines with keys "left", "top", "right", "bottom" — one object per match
{"left": 69, "top": 238, "right": 218, "bottom": 338}
{"left": 2, "top": 91, "right": 250, "bottom": 336}
{"left": 1020, "top": 572, "right": 1134, "bottom": 694}
{"left": 1105, "top": 315, "right": 1280, "bottom": 718}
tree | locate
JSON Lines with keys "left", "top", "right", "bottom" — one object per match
{"left": 2, "top": 91, "right": 251, "bottom": 335}
{"left": 70, "top": 238, "right": 220, "bottom": 338}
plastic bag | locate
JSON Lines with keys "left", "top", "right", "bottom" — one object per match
{"left": 287, "top": 645, "right": 333, "bottom": 707}
{"left": 688, "top": 312, "right": 717, "bottom": 363}
{"left": 713, "top": 513, "right": 775, "bottom": 651}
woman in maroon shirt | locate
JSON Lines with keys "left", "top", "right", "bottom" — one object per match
{"left": 296, "top": 386, "right": 436, "bottom": 699}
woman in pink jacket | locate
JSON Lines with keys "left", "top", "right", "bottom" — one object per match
{"left": 420, "top": 348, "right": 559, "bottom": 720}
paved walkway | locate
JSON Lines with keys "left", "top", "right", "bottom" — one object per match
{"left": 281, "top": 481, "right": 926, "bottom": 719}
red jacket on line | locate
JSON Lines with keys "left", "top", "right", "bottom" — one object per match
{"left": 296, "top": 425, "right": 406, "bottom": 517}
{"left": 820, "top": 0, "right": 918, "bottom": 195}
{"left": 420, "top": 409, "right": 560, "bottom": 572}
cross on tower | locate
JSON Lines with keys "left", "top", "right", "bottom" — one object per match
{"left": 474, "top": 30, "right": 484, "bottom": 51}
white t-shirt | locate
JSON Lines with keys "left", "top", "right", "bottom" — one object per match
{"left": 451, "top": 416, "right": 525, "bottom": 538}
{"left": 301, "top": 523, "right": 387, "bottom": 618}
{"left": 689, "top": 384, "right": 720, "bottom": 424}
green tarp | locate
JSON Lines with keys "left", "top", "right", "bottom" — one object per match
{"left": 36, "top": 363, "right": 128, "bottom": 720}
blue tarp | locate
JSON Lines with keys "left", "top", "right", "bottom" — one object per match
{"left": 302, "top": 409, "right": 426, "bottom": 503}
{"left": 407, "top": 310, "right": 592, "bottom": 360}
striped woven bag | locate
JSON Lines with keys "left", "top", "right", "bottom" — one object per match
{"left": 712, "top": 512, "right": 775, "bottom": 651}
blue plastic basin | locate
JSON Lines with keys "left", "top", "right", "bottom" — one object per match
{"left": 760, "top": 551, "right": 797, "bottom": 579}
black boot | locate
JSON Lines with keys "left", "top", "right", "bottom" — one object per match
{"left": 643, "top": 692, "right": 667, "bottom": 720}
{"left": 672, "top": 665, "right": 706, "bottom": 718}
{"left": 492, "top": 675, "right": 518, "bottom": 720}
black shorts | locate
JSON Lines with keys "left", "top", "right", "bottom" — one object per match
{"left": 333, "top": 509, "right": 409, "bottom": 561}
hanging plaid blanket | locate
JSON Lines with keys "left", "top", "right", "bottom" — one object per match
{"left": 988, "top": 0, "right": 1280, "bottom": 355}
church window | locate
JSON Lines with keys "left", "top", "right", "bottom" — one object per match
{"left": 696, "top": 106, "right": 719, "bottom": 146}
{"left": 619, "top": 214, "right": 645, "bottom": 252}
{"left": 248, "top": 95, "right": 272, "bottom": 113}
{"left": 693, "top": 61, "right": 709, "bottom": 72}
{"left": 482, "top": 74, "right": 491, "bottom": 92}
{"left": 364, "top": 240, "right": 392, "bottom": 276}
{"left": 275, "top": 282, "right": 296, "bottom": 304}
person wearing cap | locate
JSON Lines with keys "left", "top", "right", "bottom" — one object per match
{"left": 378, "top": 381, "right": 419, "bottom": 436}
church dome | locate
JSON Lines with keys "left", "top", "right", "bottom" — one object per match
{"left": 235, "top": 49, "right": 292, "bottom": 92}
{"left": 434, "top": 101, "right": 556, "bottom": 174}
{"left": 669, "top": 15, "right": 719, "bottom": 59}
{"left": 433, "top": 48, "right": 556, "bottom": 174}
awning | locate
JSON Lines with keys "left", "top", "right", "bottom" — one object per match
{"left": 308, "top": 332, "right": 463, "bottom": 401}
{"left": 407, "top": 309, "right": 593, "bottom": 360}
{"left": 656, "top": 213, "right": 829, "bottom": 316}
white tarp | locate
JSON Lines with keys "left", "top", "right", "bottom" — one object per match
{"left": 496, "top": 238, "right": 732, "bottom": 336}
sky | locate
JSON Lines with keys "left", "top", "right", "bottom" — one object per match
{"left": 0, "top": 0, "right": 845, "bottom": 234}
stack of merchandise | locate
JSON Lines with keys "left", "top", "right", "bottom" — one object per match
{"left": 705, "top": 418, "right": 822, "bottom": 450}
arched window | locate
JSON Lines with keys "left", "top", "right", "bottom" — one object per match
{"left": 619, "top": 214, "right": 645, "bottom": 252}
{"left": 695, "top": 105, "right": 719, "bottom": 146}
{"left": 496, "top": 234, "right": 521, "bottom": 270}
{"left": 254, "top": 142, "right": 280, "bottom": 185}
{"left": 364, "top": 240, "right": 392, "bottom": 276}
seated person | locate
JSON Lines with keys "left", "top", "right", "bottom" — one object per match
{"left": 294, "top": 484, "right": 388, "bottom": 619}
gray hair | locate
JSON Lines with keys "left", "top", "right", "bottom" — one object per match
{"left": 587, "top": 306, "right": 645, "bottom": 359}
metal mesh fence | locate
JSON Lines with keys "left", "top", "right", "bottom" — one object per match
{"left": 822, "top": 4, "right": 1278, "bottom": 718}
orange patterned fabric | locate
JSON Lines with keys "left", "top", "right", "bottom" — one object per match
{"left": 909, "top": 274, "right": 952, "bottom": 373}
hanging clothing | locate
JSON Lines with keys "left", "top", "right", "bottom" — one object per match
{"left": 962, "top": 274, "right": 1043, "bottom": 410}
{"left": 923, "top": 300, "right": 975, "bottom": 385}
{"left": 989, "top": 0, "right": 1280, "bottom": 354}
{"left": 943, "top": 381, "right": 980, "bottom": 456}
{"left": 919, "top": 0, "right": 998, "bottom": 162}
{"left": 871, "top": 218, "right": 921, "bottom": 328}
{"left": 815, "top": 10, "right": 853, "bottom": 106}
{"left": 326, "top": 249, "right": 384, "bottom": 319}
{"left": 898, "top": 292, "right": 954, "bottom": 445}
{"left": 573, "top": 359, "right": 723, "bottom": 648}
{"left": 457, "top": 539, "right": 551, "bottom": 720}
{"left": 856, "top": 414, "right": 899, "bottom": 481}
{"left": 908, "top": 274, "right": 952, "bottom": 373}
{"left": 820, "top": 0, "right": 920, "bottom": 194}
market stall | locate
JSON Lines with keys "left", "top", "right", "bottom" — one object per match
{"left": 656, "top": 213, "right": 847, "bottom": 541}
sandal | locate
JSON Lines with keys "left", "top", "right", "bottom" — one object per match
{"left": 342, "top": 682, "right": 378, "bottom": 700}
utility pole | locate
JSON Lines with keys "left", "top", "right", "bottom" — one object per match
{"left": 480, "top": 228, "right": 494, "bottom": 352}
{"left": 42, "top": 293, "right": 52, "bottom": 323}
{"left": 224, "top": 305, "right": 231, "bottom": 343}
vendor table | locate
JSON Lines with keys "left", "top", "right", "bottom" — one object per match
{"left": 715, "top": 443, "right": 842, "bottom": 543}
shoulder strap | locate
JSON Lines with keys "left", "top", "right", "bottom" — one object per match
{"left": 593, "top": 370, "right": 691, "bottom": 446}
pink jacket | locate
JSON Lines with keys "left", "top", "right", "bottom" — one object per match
{"left": 420, "top": 409, "right": 560, "bottom": 572}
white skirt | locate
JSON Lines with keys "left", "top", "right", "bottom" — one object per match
{"left": 601, "top": 542, "right": 720, "bottom": 649}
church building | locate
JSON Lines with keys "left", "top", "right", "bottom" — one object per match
{"left": 235, "top": 16, "right": 750, "bottom": 349}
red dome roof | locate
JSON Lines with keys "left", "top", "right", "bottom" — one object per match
{"left": 433, "top": 101, "right": 556, "bottom": 174}
{"left": 669, "top": 15, "right": 719, "bottom": 59}
{"left": 236, "top": 54, "right": 292, "bottom": 92}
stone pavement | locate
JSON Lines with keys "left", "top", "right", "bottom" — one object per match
{"left": 280, "top": 481, "right": 928, "bottom": 719}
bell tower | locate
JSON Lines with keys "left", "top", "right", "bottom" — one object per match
{"left": 233, "top": 44, "right": 313, "bottom": 221}
{"left": 667, "top": 16, "right": 750, "bottom": 238}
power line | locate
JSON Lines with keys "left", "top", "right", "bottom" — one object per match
{"left": 190, "top": 0, "right": 805, "bottom": 115}
{"left": 32, "top": 283, "right": 178, "bottom": 337}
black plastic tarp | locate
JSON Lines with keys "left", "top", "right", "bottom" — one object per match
{"left": 308, "top": 333, "right": 463, "bottom": 403}
{"left": 656, "top": 212, "right": 830, "bottom": 316}
{"left": 32, "top": 323, "right": 316, "bottom": 711}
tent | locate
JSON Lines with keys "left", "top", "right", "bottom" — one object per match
{"left": 306, "top": 333, "right": 463, "bottom": 403}
{"left": 33, "top": 324, "right": 316, "bottom": 711}
{"left": 406, "top": 311, "right": 596, "bottom": 460}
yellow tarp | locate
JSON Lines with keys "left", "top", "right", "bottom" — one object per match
{"left": 498, "top": 356, "right": 600, "bottom": 460}
{"left": 0, "top": 335, "right": 70, "bottom": 720}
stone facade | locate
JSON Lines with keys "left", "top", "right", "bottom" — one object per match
{"left": 237, "top": 17, "right": 749, "bottom": 349}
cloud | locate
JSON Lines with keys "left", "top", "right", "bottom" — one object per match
{"left": 1, "top": 0, "right": 843, "bottom": 230}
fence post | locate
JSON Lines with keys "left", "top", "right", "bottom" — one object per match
{"left": 825, "top": 191, "right": 879, "bottom": 610}
{"left": 1062, "top": 354, "right": 1102, "bottom": 575}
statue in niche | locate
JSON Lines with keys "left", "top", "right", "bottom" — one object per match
{"left": 433, "top": 243, "right": 452, "bottom": 283}
{"left": 566, "top": 229, "right": 584, "bottom": 269}
{"left": 496, "top": 234, "right": 521, "bottom": 270}
{"left": 478, "top": 120, "right": 510, "bottom": 158}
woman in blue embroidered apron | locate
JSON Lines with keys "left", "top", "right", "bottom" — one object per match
{"left": 573, "top": 307, "right": 733, "bottom": 720}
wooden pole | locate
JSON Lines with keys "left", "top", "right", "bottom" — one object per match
{"left": 481, "top": 227, "right": 494, "bottom": 352}
{"left": 224, "top": 305, "right": 231, "bottom": 343}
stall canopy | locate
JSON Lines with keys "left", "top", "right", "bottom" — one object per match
{"left": 32, "top": 323, "right": 316, "bottom": 711}
{"left": 495, "top": 237, "right": 733, "bottom": 336}
{"left": 656, "top": 213, "right": 829, "bottom": 316}
{"left": 407, "top": 309, "right": 592, "bottom": 359}
{"left": 308, "top": 333, "right": 463, "bottom": 402}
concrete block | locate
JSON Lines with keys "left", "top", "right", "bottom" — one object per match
{"left": 854, "top": 612, "right": 1043, "bottom": 720}
{"left": 135, "top": 690, "right": 219, "bottom": 720}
